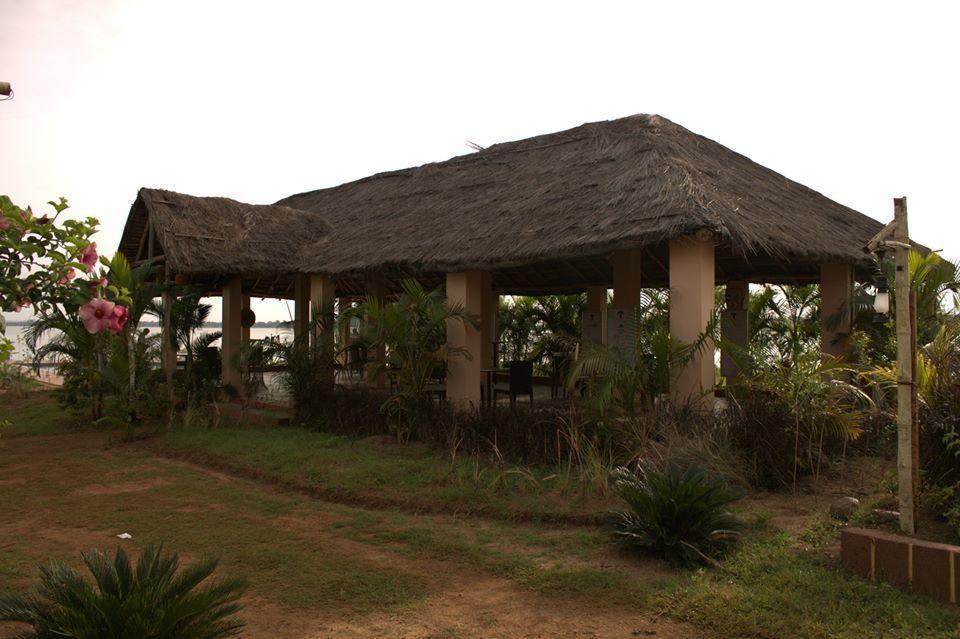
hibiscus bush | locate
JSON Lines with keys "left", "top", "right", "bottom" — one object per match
{"left": 1, "top": 195, "right": 146, "bottom": 420}
{"left": 1, "top": 195, "right": 131, "bottom": 333}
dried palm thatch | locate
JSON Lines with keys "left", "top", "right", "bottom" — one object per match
{"left": 277, "top": 114, "right": 884, "bottom": 283}
{"left": 119, "top": 115, "right": 889, "bottom": 295}
{"left": 119, "top": 188, "right": 331, "bottom": 277}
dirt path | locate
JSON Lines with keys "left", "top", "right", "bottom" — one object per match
{"left": 0, "top": 432, "right": 699, "bottom": 639}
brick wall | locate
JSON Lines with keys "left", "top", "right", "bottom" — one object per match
{"left": 841, "top": 527, "right": 958, "bottom": 604}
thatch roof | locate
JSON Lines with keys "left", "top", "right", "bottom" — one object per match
{"left": 276, "top": 114, "right": 884, "bottom": 290}
{"left": 118, "top": 187, "right": 331, "bottom": 282}
{"left": 119, "top": 115, "right": 888, "bottom": 296}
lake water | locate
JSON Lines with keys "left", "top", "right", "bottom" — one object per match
{"left": 4, "top": 325, "right": 293, "bottom": 362}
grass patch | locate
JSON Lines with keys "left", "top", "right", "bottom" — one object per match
{"left": 159, "top": 424, "right": 609, "bottom": 522}
{"left": 324, "top": 508, "right": 671, "bottom": 609}
{"left": 0, "top": 433, "right": 425, "bottom": 615}
{"left": 1, "top": 390, "right": 86, "bottom": 437}
{"left": 666, "top": 533, "right": 960, "bottom": 639}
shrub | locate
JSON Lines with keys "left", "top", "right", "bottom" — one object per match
{"left": 0, "top": 544, "right": 246, "bottom": 639}
{"left": 609, "top": 463, "right": 744, "bottom": 566}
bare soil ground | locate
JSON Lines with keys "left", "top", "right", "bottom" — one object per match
{"left": 0, "top": 431, "right": 698, "bottom": 639}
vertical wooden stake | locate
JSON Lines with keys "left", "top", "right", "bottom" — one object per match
{"left": 894, "top": 196, "right": 919, "bottom": 534}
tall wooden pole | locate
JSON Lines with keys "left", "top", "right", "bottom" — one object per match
{"left": 894, "top": 196, "right": 919, "bottom": 534}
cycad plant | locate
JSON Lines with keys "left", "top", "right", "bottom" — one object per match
{"left": 0, "top": 544, "right": 246, "bottom": 639}
{"left": 609, "top": 463, "right": 743, "bottom": 566}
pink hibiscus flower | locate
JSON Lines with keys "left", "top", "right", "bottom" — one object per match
{"left": 107, "top": 304, "right": 129, "bottom": 333}
{"left": 79, "top": 298, "right": 116, "bottom": 334}
{"left": 79, "top": 243, "right": 98, "bottom": 272}
{"left": 57, "top": 267, "right": 77, "bottom": 286}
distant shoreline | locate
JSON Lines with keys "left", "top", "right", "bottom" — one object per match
{"left": 3, "top": 320, "right": 293, "bottom": 329}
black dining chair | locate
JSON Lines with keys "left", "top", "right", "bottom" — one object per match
{"left": 494, "top": 360, "right": 534, "bottom": 406}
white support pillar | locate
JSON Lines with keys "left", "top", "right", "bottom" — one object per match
{"left": 221, "top": 277, "right": 243, "bottom": 392}
{"left": 446, "top": 270, "right": 484, "bottom": 407}
{"left": 366, "top": 275, "right": 388, "bottom": 387}
{"left": 241, "top": 294, "right": 251, "bottom": 346}
{"left": 669, "top": 235, "right": 715, "bottom": 404}
{"left": 480, "top": 272, "right": 496, "bottom": 369}
{"left": 721, "top": 280, "right": 749, "bottom": 378}
{"left": 293, "top": 274, "right": 311, "bottom": 341}
{"left": 310, "top": 274, "right": 337, "bottom": 384}
{"left": 611, "top": 249, "right": 642, "bottom": 311}
{"left": 161, "top": 285, "right": 177, "bottom": 401}
{"left": 608, "top": 249, "right": 641, "bottom": 361}
{"left": 585, "top": 286, "right": 608, "bottom": 345}
{"left": 821, "top": 262, "right": 854, "bottom": 362}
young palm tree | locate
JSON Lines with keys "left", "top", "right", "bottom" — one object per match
{"left": 351, "top": 278, "right": 477, "bottom": 442}
{"left": 497, "top": 296, "right": 539, "bottom": 363}
{"left": 569, "top": 293, "right": 716, "bottom": 448}
{"left": 0, "top": 545, "right": 246, "bottom": 639}
{"left": 528, "top": 294, "right": 585, "bottom": 368}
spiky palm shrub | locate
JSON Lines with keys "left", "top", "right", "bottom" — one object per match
{"left": 609, "top": 463, "right": 743, "bottom": 566}
{"left": 0, "top": 545, "right": 246, "bottom": 639}
{"left": 351, "top": 278, "right": 477, "bottom": 443}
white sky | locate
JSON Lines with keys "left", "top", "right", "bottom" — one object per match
{"left": 2, "top": 0, "right": 958, "bottom": 322}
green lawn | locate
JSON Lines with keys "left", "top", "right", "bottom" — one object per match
{"left": 2, "top": 390, "right": 958, "bottom": 638}
{"left": 157, "top": 423, "right": 610, "bottom": 523}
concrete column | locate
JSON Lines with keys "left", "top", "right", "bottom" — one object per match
{"left": 446, "top": 270, "right": 484, "bottom": 407}
{"left": 608, "top": 249, "right": 641, "bottom": 359}
{"left": 721, "top": 280, "right": 749, "bottom": 378}
{"left": 611, "top": 249, "right": 642, "bottom": 310}
{"left": 669, "top": 236, "right": 715, "bottom": 403}
{"left": 337, "top": 297, "right": 351, "bottom": 365}
{"left": 366, "top": 275, "right": 388, "bottom": 387}
{"left": 241, "top": 294, "right": 251, "bottom": 346}
{"left": 310, "top": 274, "right": 336, "bottom": 344}
{"left": 221, "top": 277, "right": 243, "bottom": 391}
{"left": 480, "top": 272, "right": 496, "bottom": 369}
{"left": 310, "top": 274, "right": 337, "bottom": 384}
{"left": 293, "top": 274, "right": 311, "bottom": 341}
{"left": 821, "top": 262, "right": 854, "bottom": 361}
{"left": 161, "top": 287, "right": 177, "bottom": 400}
{"left": 585, "top": 286, "right": 608, "bottom": 345}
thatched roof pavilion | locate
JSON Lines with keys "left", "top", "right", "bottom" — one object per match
{"left": 275, "top": 114, "right": 883, "bottom": 295}
{"left": 118, "top": 114, "right": 882, "bottom": 405}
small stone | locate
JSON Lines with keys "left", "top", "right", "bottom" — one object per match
{"left": 871, "top": 508, "right": 900, "bottom": 524}
{"left": 830, "top": 496, "right": 860, "bottom": 520}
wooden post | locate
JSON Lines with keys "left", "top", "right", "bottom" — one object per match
{"left": 894, "top": 196, "right": 919, "bottom": 534}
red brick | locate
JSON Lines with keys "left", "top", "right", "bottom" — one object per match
{"left": 912, "top": 542, "right": 953, "bottom": 602}
{"left": 841, "top": 528, "right": 875, "bottom": 579}
{"left": 875, "top": 536, "right": 910, "bottom": 588}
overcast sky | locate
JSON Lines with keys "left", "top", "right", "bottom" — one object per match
{"left": 2, "top": 0, "right": 958, "bottom": 322}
